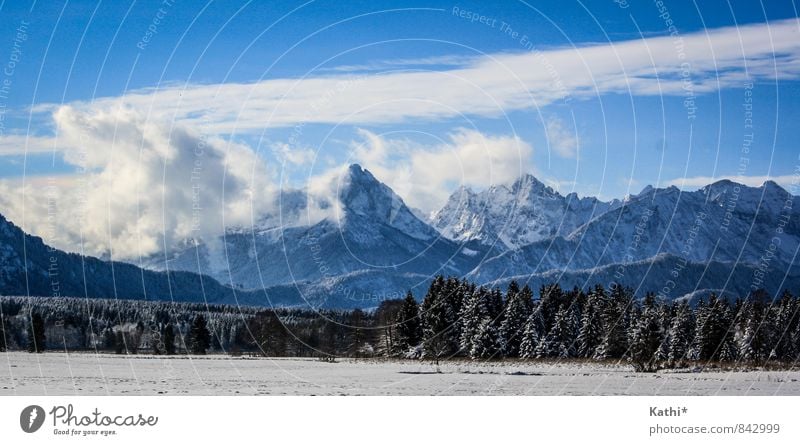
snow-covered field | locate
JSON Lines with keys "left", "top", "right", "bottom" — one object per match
{"left": 1, "top": 352, "right": 798, "bottom": 396}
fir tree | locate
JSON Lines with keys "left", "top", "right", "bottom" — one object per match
{"left": 628, "top": 294, "right": 663, "bottom": 372}
{"left": 347, "top": 309, "right": 367, "bottom": 357}
{"left": 692, "top": 294, "right": 732, "bottom": 362}
{"left": 653, "top": 302, "right": 674, "bottom": 364}
{"left": 499, "top": 282, "right": 533, "bottom": 357}
{"left": 115, "top": 331, "right": 125, "bottom": 354}
{"left": 27, "top": 312, "right": 46, "bottom": 353}
{"left": 486, "top": 288, "right": 505, "bottom": 321}
{"left": 719, "top": 299, "right": 738, "bottom": 360}
{"left": 471, "top": 318, "right": 501, "bottom": 359}
{"left": 395, "top": 291, "right": 422, "bottom": 353}
{"left": 459, "top": 287, "right": 485, "bottom": 357}
{"left": 666, "top": 302, "right": 694, "bottom": 366}
{"left": 460, "top": 287, "right": 503, "bottom": 359}
{"left": 102, "top": 327, "right": 116, "bottom": 351}
{"left": 163, "top": 323, "right": 176, "bottom": 355}
{"left": 421, "top": 276, "right": 458, "bottom": 363}
{"left": 538, "top": 283, "right": 565, "bottom": 333}
{"left": 188, "top": 315, "right": 212, "bottom": 355}
{"left": 536, "top": 306, "right": 576, "bottom": 358}
{"left": 770, "top": 291, "right": 797, "bottom": 361}
{"left": 519, "top": 309, "right": 543, "bottom": 359}
{"left": 576, "top": 287, "right": 604, "bottom": 358}
{"left": 595, "top": 284, "right": 631, "bottom": 360}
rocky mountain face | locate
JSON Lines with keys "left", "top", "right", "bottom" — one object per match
{"left": 431, "top": 174, "right": 620, "bottom": 250}
{"left": 467, "top": 179, "right": 800, "bottom": 285}
{"left": 3, "top": 164, "right": 799, "bottom": 308}
{"left": 141, "top": 164, "right": 487, "bottom": 307}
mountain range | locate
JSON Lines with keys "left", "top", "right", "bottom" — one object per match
{"left": 2, "top": 164, "right": 798, "bottom": 308}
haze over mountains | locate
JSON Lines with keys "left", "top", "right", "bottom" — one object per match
{"left": 2, "top": 164, "right": 799, "bottom": 308}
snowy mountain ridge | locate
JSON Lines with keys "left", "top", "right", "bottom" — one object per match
{"left": 431, "top": 173, "right": 621, "bottom": 250}
{"left": 1, "top": 164, "right": 798, "bottom": 308}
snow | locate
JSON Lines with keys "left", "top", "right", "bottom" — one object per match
{"left": 2, "top": 352, "right": 799, "bottom": 396}
{"left": 461, "top": 247, "right": 478, "bottom": 256}
{"left": 431, "top": 174, "right": 617, "bottom": 250}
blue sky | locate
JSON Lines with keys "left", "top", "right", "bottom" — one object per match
{"left": 0, "top": 0, "right": 799, "bottom": 257}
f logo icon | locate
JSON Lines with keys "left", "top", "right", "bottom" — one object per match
{"left": 20, "top": 405, "right": 45, "bottom": 433}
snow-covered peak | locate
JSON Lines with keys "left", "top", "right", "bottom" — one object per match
{"left": 638, "top": 184, "right": 655, "bottom": 196}
{"left": 431, "top": 173, "right": 617, "bottom": 250}
{"left": 338, "top": 164, "right": 437, "bottom": 240}
{"left": 511, "top": 173, "right": 556, "bottom": 196}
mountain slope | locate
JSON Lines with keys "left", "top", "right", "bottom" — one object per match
{"left": 145, "top": 164, "right": 487, "bottom": 292}
{"left": 468, "top": 180, "right": 800, "bottom": 283}
{"left": 0, "top": 213, "right": 277, "bottom": 306}
{"left": 431, "top": 174, "right": 620, "bottom": 250}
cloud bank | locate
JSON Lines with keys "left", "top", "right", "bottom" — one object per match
{"left": 0, "top": 106, "right": 273, "bottom": 260}
{"left": 25, "top": 18, "right": 800, "bottom": 133}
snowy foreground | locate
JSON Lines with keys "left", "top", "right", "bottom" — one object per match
{"left": 1, "top": 352, "right": 799, "bottom": 396}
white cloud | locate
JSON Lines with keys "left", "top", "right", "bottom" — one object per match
{"left": 0, "top": 134, "right": 60, "bottom": 155}
{"left": 666, "top": 174, "right": 799, "bottom": 191}
{"left": 545, "top": 117, "right": 578, "bottom": 159}
{"left": 0, "top": 106, "right": 275, "bottom": 260}
{"left": 0, "top": 103, "right": 532, "bottom": 256}
{"left": 347, "top": 128, "right": 533, "bottom": 212}
{"left": 319, "top": 54, "right": 476, "bottom": 73}
{"left": 271, "top": 142, "right": 315, "bottom": 166}
{"left": 23, "top": 18, "right": 799, "bottom": 133}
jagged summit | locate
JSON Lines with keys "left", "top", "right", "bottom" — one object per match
{"left": 431, "top": 173, "right": 617, "bottom": 249}
{"left": 339, "top": 164, "right": 437, "bottom": 241}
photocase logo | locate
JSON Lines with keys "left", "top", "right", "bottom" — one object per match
{"left": 20, "top": 405, "right": 45, "bottom": 433}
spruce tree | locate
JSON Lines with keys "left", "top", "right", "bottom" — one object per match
{"left": 459, "top": 287, "right": 485, "bottom": 357}
{"left": 188, "top": 315, "right": 212, "bottom": 355}
{"left": 461, "top": 287, "right": 503, "bottom": 359}
{"left": 421, "top": 276, "right": 457, "bottom": 363}
{"left": 102, "top": 327, "right": 116, "bottom": 351}
{"left": 693, "top": 294, "right": 732, "bottom": 362}
{"left": 653, "top": 303, "right": 674, "bottom": 364}
{"left": 27, "top": 312, "right": 46, "bottom": 353}
{"left": 666, "top": 302, "right": 694, "bottom": 366}
{"left": 486, "top": 288, "right": 504, "bottom": 320}
{"left": 347, "top": 309, "right": 367, "bottom": 357}
{"left": 115, "top": 331, "right": 125, "bottom": 354}
{"left": 770, "top": 291, "right": 797, "bottom": 361}
{"left": 471, "top": 318, "right": 501, "bottom": 359}
{"left": 519, "top": 309, "right": 543, "bottom": 359}
{"left": 538, "top": 283, "right": 565, "bottom": 333}
{"left": 395, "top": 291, "right": 422, "bottom": 353}
{"left": 576, "top": 288, "right": 604, "bottom": 358}
{"left": 717, "top": 303, "right": 738, "bottom": 362}
{"left": 595, "top": 284, "right": 630, "bottom": 360}
{"left": 499, "top": 282, "right": 533, "bottom": 357}
{"left": 628, "top": 294, "right": 663, "bottom": 372}
{"left": 163, "top": 323, "right": 176, "bottom": 355}
{"left": 535, "top": 306, "right": 576, "bottom": 358}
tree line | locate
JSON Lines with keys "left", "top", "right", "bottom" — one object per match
{"left": 2, "top": 276, "right": 800, "bottom": 371}
{"left": 403, "top": 276, "right": 800, "bottom": 371}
